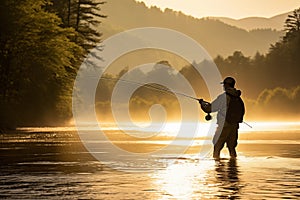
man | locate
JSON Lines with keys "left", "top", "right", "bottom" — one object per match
{"left": 199, "top": 77, "right": 245, "bottom": 159}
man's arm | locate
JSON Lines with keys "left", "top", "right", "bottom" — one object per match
{"left": 199, "top": 95, "right": 223, "bottom": 113}
{"left": 199, "top": 99, "right": 211, "bottom": 113}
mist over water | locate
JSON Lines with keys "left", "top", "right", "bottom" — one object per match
{"left": 1, "top": 122, "right": 300, "bottom": 199}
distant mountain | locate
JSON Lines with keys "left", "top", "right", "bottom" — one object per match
{"left": 211, "top": 12, "right": 292, "bottom": 31}
{"left": 100, "top": 0, "right": 284, "bottom": 57}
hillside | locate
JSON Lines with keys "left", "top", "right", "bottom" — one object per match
{"left": 212, "top": 12, "right": 291, "bottom": 31}
{"left": 100, "top": 0, "right": 284, "bottom": 57}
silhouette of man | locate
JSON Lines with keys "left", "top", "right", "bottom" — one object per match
{"left": 199, "top": 77, "right": 245, "bottom": 159}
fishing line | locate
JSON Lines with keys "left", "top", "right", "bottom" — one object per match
{"left": 100, "top": 76, "right": 198, "bottom": 100}
{"left": 100, "top": 76, "right": 252, "bottom": 128}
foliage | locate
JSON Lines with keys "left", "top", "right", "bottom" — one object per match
{"left": 0, "top": 0, "right": 105, "bottom": 128}
{"left": 208, "top": 8, "right": 300, "bottom": 96}
{"left": 49, "top": 0, "right": 106, "bottom": 54}
{"left": 0, "top": 0, "right": 299, "bottom": 127}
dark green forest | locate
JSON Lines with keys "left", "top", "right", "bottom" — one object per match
{"left": 0, "top": 0, "right": 105, "bottom": 128}
{"left": 0, "top": 0, "right": 299, "bottom": 128}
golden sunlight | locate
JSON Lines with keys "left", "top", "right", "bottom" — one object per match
{"left": 137, "top": 0, "right": 300, "bottom": 19}
{"left": 152, "top": 160, "right": 216, "bottom": 199}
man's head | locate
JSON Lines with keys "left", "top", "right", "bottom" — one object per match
{"left": 221, "top": 77, "right": 236, "bottom": 89}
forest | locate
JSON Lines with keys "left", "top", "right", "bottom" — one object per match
{"left": 0, "top": 0, "right": 299, "bottom": 128}
{"left": 96, "top": 7, "right": 300, "bottom": 122}
{"left": 0, "top": 0, "right": 105, "bottom": 128}
{"left": 100, "top": 0, "right": 284, "bottom": 57}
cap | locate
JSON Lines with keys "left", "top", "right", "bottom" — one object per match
{"left": 220, "top": 77, "right": 235, "bottom": 87}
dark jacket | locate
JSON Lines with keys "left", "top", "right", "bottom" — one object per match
{"left": 201, "top": 87, "right": 242, "bottom": 125}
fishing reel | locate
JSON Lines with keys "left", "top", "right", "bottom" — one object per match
{"left": 205, "top": 113, "right": 212, "bottom": 121}
{"left": 198, "top": 98, "right": 212, "bottom": 121}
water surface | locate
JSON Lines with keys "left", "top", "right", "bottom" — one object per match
{"left": 1, "top": 124, "right": 300, "bottom": 199}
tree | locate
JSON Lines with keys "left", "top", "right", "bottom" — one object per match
{"left": 266, "top": 7, "right": 300, "bottom": 88}
{"left": 283, "top": 8, "right": 300, "bottom": 42}
{"left": 0, "top": 0, "right": 83, "bottom": 128}
{"left": 50, "top": 0, "right": 106, "bottom": 54}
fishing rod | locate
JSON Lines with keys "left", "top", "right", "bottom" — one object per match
{"left": 100, "top": 76, "right": 199, "bottom": 101}
{"left": 242, "top": 121, "right": 253, "bottom": 128}
{"left": 100, "top": 76, "right": 252, "bottom": 128}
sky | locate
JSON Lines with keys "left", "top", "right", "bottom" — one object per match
{"left": 136, "top": 0, "right": 300, "bottom": 19}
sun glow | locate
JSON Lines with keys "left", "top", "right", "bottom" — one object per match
{"left": 152, "top": 160, "right": 216, "bottom": 199}
{"left": 137, "top": 0, "right": 300, "bottom": 19}
{"left": 18, "top": 121, "right": 300, "bottom": 137}
{"left": 239, "top": 121, "right": 300, "bottom": 133}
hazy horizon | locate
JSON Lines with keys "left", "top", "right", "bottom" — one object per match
{"left": 137, "top": 0, "right": 300, "bottom": 19}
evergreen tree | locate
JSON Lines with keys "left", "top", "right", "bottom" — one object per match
{"left": 283, "top": 8, "right": 300, "bottom": 42}
{"left": 267, "top": 8, "right": 300, "bottom": 87}
{"left": 0, "top": 0, "right": 83, "bottom": 128}
{"left": 50, "top": 0, "right": 106, "bottom": 54}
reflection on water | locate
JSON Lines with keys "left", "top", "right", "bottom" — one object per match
{"left": 153, "top": 159, "right": 215, "bottom": 198}
{"left": 214, "top": 159, "right": 240, "bottom": 199}
{"left": 1, "top": 129, "right": 300, "bottom": 199}
{"left": 151, "top": 158, "right": 242, "bottom": 199}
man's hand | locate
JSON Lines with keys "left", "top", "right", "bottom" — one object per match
{"left": 198, "top": 99, "right": 212, "bottom": 113}
{"left": 198, "top": 99, "right": 204, "bottom": 104}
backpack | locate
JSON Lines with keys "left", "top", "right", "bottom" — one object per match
{"left": 226, "top": 95, "right": 245, "bottom": 124}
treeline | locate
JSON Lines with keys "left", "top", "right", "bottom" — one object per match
{"left": 0, "top": 0, "right": 105, "bottom": 128}
{"left": 182, "top": 8, "right": 300, "bottom": 98}
{"left": 178, "top": 8, "right": 300, "bottom": 120}
{"left": 101, "top": 0, "right": 283, "bottom": 57}
{"left": 95, "top": 8, "right": 300, "bottom": 122}
{"left": 1, "top": 1, "right": 299, "bottom": 127}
